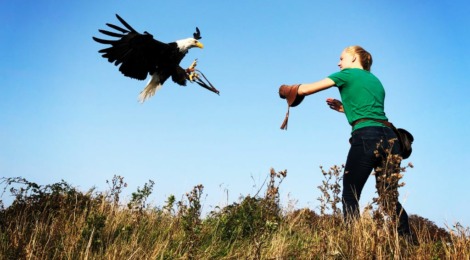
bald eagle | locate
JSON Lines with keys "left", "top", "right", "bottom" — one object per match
{"left": 93, "top": 14, "right": 218, "bottom": 102}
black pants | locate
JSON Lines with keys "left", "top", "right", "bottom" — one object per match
{"left": 343, "top": 126, "right": 411, "bottom": 235}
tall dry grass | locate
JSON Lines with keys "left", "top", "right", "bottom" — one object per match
{"left": 1, "top": 164, "right": 468, "bottom": 259}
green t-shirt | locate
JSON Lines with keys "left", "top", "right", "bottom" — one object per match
{"left": 328, "top": 68, "right": 388, "bottom": 131}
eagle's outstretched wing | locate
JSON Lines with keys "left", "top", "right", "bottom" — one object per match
{"left": 93, "top": 14, "right": 171, "bottom": 81}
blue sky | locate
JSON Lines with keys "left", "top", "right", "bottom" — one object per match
{"left": 1, "top": 1, "right": 469, "bottom": 228}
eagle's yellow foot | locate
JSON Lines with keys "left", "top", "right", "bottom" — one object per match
{"left": 186, "top": 59, "right": 197, "bottom": 72}
{"left": 188, "top": 59, "right": 198, "bottom": 70}
{"left": 186, "top": 59, "right": 199, "bottom": 81}
{"left": 188, "top": 72, "right": 199, "bottom": 81}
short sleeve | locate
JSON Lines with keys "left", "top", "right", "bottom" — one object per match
{"left": 328, "top": 70, "right": 351, "bottom": 88}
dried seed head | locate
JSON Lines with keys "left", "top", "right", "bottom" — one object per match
{"left": 270, "top": 168, "right": 276, "bottom": 177}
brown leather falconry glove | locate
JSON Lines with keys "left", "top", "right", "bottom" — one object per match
{"left": 279, "top": 84, "right": 304, "bottom": 130}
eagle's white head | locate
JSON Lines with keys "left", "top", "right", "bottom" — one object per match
{"left": 176, "top": 38, "right": 204, "bottom": 53}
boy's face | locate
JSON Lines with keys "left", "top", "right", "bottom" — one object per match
{"left": 338, "top": 50, "right": 356, "bottom": 70}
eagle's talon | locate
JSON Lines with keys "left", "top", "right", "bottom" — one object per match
{"left": 186, "top": 59, "right": 198, "bottom": 77}
{"left": 188, "top": 59, "right": 198, "bottom": 70}
{"left": 188, "top": 72, "right": 199, "bottom": 82}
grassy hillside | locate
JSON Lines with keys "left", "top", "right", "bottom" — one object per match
{"left": 1, "top": 166, "right": 468, "bottom": 259}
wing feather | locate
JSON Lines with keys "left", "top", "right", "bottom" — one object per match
{"left": 93, "top": 37, "right": 122, "bottom": 45}
{"left": 93, "top": 14, "right": 173, "bottom": 81}
{"left": 106, "top": 23, "right": 129, "bottom": 33}
{"left": 98, "top": 29, "right": 125, "bottom": 38}
{"left": 115, "top": 14, "right": 137, "bottom": 33}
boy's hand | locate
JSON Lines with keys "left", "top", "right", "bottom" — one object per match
{"left": 326, "top": 98, "right": 344, "bottom": 113}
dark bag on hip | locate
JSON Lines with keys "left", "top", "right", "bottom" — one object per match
{"left": 352, "top": 118, "right": 414, "bottom": 159}
{"left": 395, "top": 128, "right": 414, "bottom": 159}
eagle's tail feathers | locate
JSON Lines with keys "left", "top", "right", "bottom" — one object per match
{"left": 138, "top": 74, "right": 162, "bottom": 103}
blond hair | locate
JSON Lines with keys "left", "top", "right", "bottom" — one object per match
{"left": 344, "top": 46, "right": 373, "bottom": 71}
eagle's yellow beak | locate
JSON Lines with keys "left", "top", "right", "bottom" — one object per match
{"left": 196, "top": 41, "right": 204, "bottom": 49}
